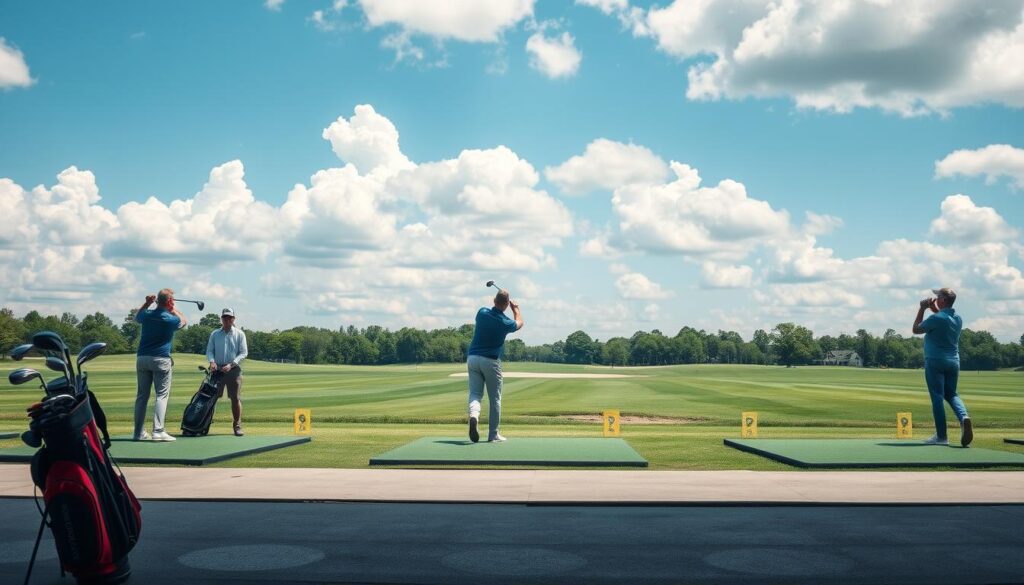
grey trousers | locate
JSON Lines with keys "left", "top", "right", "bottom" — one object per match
{"left": 135, "top": 356, "right": 172, "bottom": 436}
{"left": 467, "top": 355, "right": 502, "bottom": 440}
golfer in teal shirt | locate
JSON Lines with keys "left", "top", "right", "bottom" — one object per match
{"left": 913, "top": 287, "right": 972, "bottom": 447}
{"left": 465, "top": 289, "right": 523, "bottom": 443}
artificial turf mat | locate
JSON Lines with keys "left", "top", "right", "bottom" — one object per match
{"left": 369, "top": 437, "right": 648, "bottom": 467}
{"left": 0, "top": 435, "right": 311, "bottom": 466}
{"left": 1005, "top": 438, "right": 1024, "bottom": 446}
{"left": 724, "top": 438, "right": 1024, "bottom": 468}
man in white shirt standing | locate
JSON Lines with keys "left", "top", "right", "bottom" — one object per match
{"left": 205, "top": 308, "right": 249, "bottom": 436}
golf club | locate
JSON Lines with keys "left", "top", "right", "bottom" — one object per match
{"left": 32, "top": 331, "right": 75, "bottom": 380}
{"left": 10, "top": 343, "right": 34, "bottom": 361}
{"left": 9, "top": 368, "right": 46, "bottom": 393}
{"left": 77, "top": 342, "right": 107, "bottom": 370}
{"left": 45, "top": 356, "right": 72, "bottom": 386}
{"left": 176, "top": 298, "right": 205, "bottom": 311}
{"left": 486, "top": 280, "right": 503, "bottom": 292}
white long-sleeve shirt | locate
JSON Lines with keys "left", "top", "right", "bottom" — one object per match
{"left": 206, "top": 326, "right": 248, "bottom": 367}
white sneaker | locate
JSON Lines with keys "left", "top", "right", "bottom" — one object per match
{"left": 151, "top": 430, "right": 177, "bottom": 442}
{"left": 133, "top": 430, "right": 151, "bottom": 441}
{"left": 923, "top": 434, "right": 949, "bottom": 446}
{"left": 489, "top": 434, "right": 507, "bottom": 442}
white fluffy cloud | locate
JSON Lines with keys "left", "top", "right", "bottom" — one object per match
{"left": 935, "top": 144, "right": 1024, "bottom": 189}
{"left": 526, "top": 30, "right": 582, "bottom": 79}
{"left": 610, "top": 161, "right": 790, "bottom": 259}
{"left": 264, "top": 0, "right": 285, "bottom": 11}
{"left": 615, "top": 271, "right": 672, "bottom": 299}
{"left": 609, "top": 0, "right": 1024, "bottom": 115}
{"left": 106, "top": 160, "right": 281, "bottom": 264}
{"left": 321, "top": 105, "right": 413, "bottom": 176}
{"left": 701, "top": 262, "right": 753, "bottom": 288}
{"left": 575, "top": 0, "right": 628, "bottom": 15}
{"left": 545, "top": 139, "right": 669, "bottom": 195}
{"left": 0, "top": 37, "right": 33, "bottom": 89}
{"left": 359, "top": 0, "right": 534, "bottom": 43}
{"left": 0, "top": 172, "right": 135, "bottom": 310}
{"left": 929, "top": 194, "right": 1018, "bottom": 243}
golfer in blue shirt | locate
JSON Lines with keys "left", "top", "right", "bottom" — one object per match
{"left": 913, "top": 287, "right": 973, "bottom": 447}
{"left": 134, "top": 289, "right": 187, "bottom": 442}
{"left": 465, "top": 289, "right": 523, "bottom": 443}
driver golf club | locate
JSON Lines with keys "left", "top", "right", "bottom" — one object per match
{"left": 176, "top": 298, "right": 205, "bottom": 311}
{"left": 486, "top": 280, "right": 503, "bottom": 292}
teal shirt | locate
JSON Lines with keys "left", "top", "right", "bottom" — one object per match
{"left": 467, "top": 307, "right": 517, "bottom": 359}
{"left": 135, "top": 308, "right": 181, "bottom": 357}
{"left": 919, "top": 308, "right": 962, "bottom": 361}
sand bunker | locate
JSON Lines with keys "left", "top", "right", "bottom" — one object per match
{"left": 448, "top": 372, "right": 643, "bottom": 379}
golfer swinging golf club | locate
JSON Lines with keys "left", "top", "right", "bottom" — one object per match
{"left": 466, "top": 284, "right": 523, "bottom": 443}
{"left": 912, "top": 287, "right": 973, "bottom": 447}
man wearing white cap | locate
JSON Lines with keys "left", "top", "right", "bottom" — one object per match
{"left": 205, "top": 308, "right": 249, "bottom": 436}
{"left": 912, "top": 287, "right": 973, "bottom": 447}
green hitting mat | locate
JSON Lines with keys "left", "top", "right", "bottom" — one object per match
{"left": 1005, "top": 438, "right": 1024, "bottom": 446}
{"left": 370, "top": 437, "right": 648, "bottom": 467}
{"left": 0, "top": 435, "right": 311, "bottom": 466}
{"left": 725, "top": 438, "right": 1024, "bottom": 468}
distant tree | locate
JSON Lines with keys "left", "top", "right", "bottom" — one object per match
{"left": 0, "top": 308, "right": 27, "bottom": 358}
{"left": 771, "top": 322, "right": 815, "bottom": 367}
{"left": 396, "top": 327, "right": 429, "bottom": 363}
{"left": 564, "top": 330, "right": 597, "bottom": 364}
{"left": 77, "top": 312, "right": 129, "bottom": 353}
{"left": 602, "top": 337, "right": 629, "bottom": 366}
{"left": 505, "top": 338, "right": 527, "bottom": 361}
{"left": 199, "top": 313, "right": 221, "bottom": 328}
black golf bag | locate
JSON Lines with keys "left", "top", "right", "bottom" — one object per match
{"left": 28, "top": 387, "right": 142, "bottom": 584}
{"left": 180, "top": 368, "right": 220, "bottom": 436}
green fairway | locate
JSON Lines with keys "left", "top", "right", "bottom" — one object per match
{"left": 2, "top": 354, "right": 1022, "bottom": 469}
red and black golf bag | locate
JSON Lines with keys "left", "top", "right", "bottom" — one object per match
{"left": 27, "top": 389, "right": 142, "bottom": 584}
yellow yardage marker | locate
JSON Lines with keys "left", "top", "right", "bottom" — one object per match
{"left": 603, "top": 410, "right": 621, "bottom": 437}
{"left": 896, "top": 412, "right": 912, "bottom": 438}
{"left": 741, "top": 411, "right": 758, "bottom": 438}
{"left": 294, "top": 408, "right": 312, "bottom": 435}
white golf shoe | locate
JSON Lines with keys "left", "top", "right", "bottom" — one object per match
{"left": 923, "top": 435, "right": 949, "bottom": 446}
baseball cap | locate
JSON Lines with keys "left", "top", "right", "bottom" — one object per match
{"left": 931, "top": 287, "right": 957, "bottom": 300}
{"left": 221, "top": 308, "right": 235, "bottom": 317}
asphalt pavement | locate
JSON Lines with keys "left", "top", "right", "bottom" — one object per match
{"left": 1, "top": 499, "right": 1022, "bottom": 584}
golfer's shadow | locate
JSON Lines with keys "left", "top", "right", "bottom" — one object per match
{"left": 876, "top": 442, "right": 967, "bottom": 449}
{"left": 435, "top": 440, "right": 476, "bottom": 446}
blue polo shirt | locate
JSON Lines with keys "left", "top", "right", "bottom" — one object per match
{"left": 135, "top": 308, "right": 181, "bottom": 358}
{"left": 919, "top": 308, "right": 962, "bottom": 361}
{"left": 467, "top": 307, "right": 518, "bottom": 359}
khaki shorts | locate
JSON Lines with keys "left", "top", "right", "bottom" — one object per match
{"left": 215, "top": 366, "right": 242, "bottom": 400}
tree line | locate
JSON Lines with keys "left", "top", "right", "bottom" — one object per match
{"left": 2, "top": 307, "right": 1023, "bottom": 371}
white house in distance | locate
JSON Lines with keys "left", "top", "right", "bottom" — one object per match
{"left": 818, "top": 350, "right": 863, "bottom": 367}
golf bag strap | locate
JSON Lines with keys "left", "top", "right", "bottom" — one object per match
{"left": 87, "top": 390, "right": 111, "bottom": 449}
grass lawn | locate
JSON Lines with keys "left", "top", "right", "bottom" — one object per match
{"left": 2, "top": 354, "right": 1022, "bottom": 470}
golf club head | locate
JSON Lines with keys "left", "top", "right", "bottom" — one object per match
{"left": 197, "top": 301, "right": 205, "bottom": 311}
{"left": 10, "top": 343, "right": 34, "bottom": 361}
{"left": 45, "top": 356, "right": 69, "bottom": 375}
{"left": 486, "top": 280, "right": 495, "bottom": 287}
{"left": 21, "top": 429, "right": 42, "bottom": 448}
{"left": 32, "top": 331, "right": 68, "bottom": 354}
{"left": 76, "top": 342, "right": 107, "bottom": 368}
{"left": 8, "top": 368, "right": 43, "bottom": 387}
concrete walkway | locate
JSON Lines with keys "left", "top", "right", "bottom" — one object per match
{"left": 2, "top": 464, "right": 1022, "bottom": 504}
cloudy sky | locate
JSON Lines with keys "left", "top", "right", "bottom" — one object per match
{"left": 1, "top": 0, "right": 1023, "bottom": 343}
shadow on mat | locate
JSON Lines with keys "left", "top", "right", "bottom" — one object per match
{"left": 434, "top": 440, "right": 475, "bottom": 446}
{"left": 875, "top": 442, "right": 967, "bottom": 449}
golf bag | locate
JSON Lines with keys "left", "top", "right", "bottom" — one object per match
{"left": 28, "top": 388, "right": 142, "bottom": 584}
{"left": 181, "top": 369, "right": 220, "bottom": 436}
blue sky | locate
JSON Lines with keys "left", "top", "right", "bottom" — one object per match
{"left": 1, "top": 0, "right": 1023, "bottom": 343}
